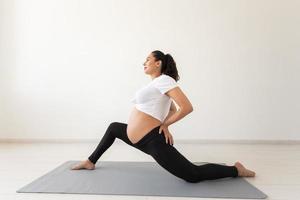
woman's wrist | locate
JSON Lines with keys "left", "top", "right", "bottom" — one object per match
{"left": 162, "top": 122, "right": 169, "bottom": 127}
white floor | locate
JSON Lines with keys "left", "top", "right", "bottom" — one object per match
{"left": 1, "top": 140, "right": 299, "bottom": 200}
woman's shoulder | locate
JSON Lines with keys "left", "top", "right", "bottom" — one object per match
{"left": 158, "top": 74, "right": 176, "bottom": 81}
{"left": 159, "top": 74, "right": 177, "bottom": 84}
{"left": 152, "top": 74, "right": 178, "bottom": 94}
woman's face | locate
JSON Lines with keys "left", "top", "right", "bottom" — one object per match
{"left": 143, "top": 53, "right": 161, "bottom": 75}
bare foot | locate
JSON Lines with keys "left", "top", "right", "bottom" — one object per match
{"left": 71, "top": 159, "right": 95, "bottom": 170}
{"left": 234, "top": 161, "right": 256, "bottom": 177}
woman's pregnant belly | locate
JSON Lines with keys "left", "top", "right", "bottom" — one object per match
{"left": 127, "top": 106, "right": 162, "bottom": 144}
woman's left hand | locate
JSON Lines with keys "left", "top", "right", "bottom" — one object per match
{"left": 159, "top": 124, "right": 174, "bottom": 145}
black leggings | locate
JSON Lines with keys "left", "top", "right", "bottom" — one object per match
{"left": 88, "top": 122, "right": 238, "bottom": 183}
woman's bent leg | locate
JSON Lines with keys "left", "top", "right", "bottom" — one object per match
{"left": 88, "top": 122, "right": 133, "bottom": 164}
{"left": 147, "top": 139, "right": 238, "bottom": 183}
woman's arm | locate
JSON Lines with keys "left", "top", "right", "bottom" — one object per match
{"left": 162, "top": 87, "right": 193, "bottom": 127}
{"left": 162, "top": 101, "right": 177, "bottom": 124}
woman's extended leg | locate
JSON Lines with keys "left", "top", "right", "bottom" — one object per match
{"left": 151, "top": 145, "right": 238, "bottom": 183}
{"left": 142, "top": 133, "right": 239, "bottom": 183}
{"left": 71, "top": 122, "right": 255, "bottom": 180}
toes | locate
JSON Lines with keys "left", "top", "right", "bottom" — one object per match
{"left": 249, "top": 171, "right": 256, "bottom": 177}
{"left": 71, "top": 163, "right": 84, "bottom": 170}
{"left": 70, "top": 162, "right": 95, "bottom": 170}
{"left": 71, "top": 166, "right": 79, "bottom": 170}
{"left": 245, "top": 170, "right": 255, "bottom": 177}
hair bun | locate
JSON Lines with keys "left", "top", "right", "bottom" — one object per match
{"left": 164, "top": 53, "right": 168, "bottom": 60}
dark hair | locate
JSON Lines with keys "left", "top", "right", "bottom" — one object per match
{"left": 151, "top": 50, "right": 180, "bottom": 82}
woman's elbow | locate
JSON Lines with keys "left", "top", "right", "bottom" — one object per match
{"left": 188, "top": 106, "right": 193, "bottom": 113}
{"left": 180, "top": 106, "right": 193, "bottom": 114}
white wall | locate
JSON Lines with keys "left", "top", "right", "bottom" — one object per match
{"left": 1, "top": 0, "right": 299, "bottom": 141}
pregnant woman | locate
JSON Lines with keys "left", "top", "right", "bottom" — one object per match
{"left": 71, "top": 50, "right": 255, "bottom": 183}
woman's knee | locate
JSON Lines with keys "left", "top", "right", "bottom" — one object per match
{"left": 108, "top": 122, "right": 124, "bottom": 131}
{"left": 182, "top": 168, "right": 202, "bottom": 183}
{"left": 109, "top": 122, "right": 120, "bottom": 128}
{"left": 184, "top": 178, "right": 199, "bottom": 183}
{"left": 184, "top": 170, "right": 208, "bottom": 183}
{"left": 184, "top": 172, "right": 202, "bottom": 183}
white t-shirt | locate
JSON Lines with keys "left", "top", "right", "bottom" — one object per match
{"left": 130, "top": 74, "right": 178, "bottom": 123}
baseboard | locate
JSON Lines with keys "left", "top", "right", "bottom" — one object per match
{"left": 0, "top": 138, "right": 300, "bottom": 145}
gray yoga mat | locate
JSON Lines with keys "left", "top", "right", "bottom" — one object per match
{"left": 17, "top": 160, "right": 267, "bottom": 199}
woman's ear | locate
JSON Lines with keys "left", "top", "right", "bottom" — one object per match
{"left": 156, "top": 60, "right": 162, "bottom": 67}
